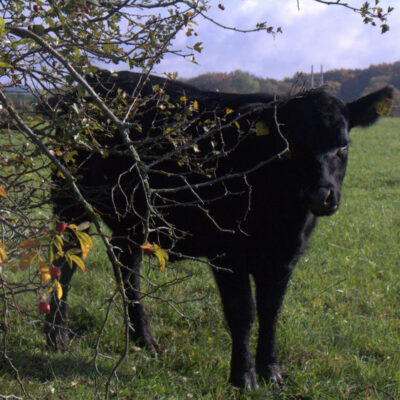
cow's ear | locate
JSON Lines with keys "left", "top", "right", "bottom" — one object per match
{"left": 346, "top": 86, "right": 394, "bottom": 130}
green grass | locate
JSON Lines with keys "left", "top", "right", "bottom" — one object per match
{"left": 1, "top": 118, "right": 399, "bottom": 399}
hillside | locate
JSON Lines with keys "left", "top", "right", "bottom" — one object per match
{"left": 185, "top": 62, "right": 400, "bottom": 115}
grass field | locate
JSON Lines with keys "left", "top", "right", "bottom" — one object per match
{"left": 0, "top": 118, "right": 399, "bottom": 399}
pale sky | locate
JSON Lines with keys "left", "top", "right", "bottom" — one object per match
{"left": 155, "top": 0, "right": 400, "bottom": 80}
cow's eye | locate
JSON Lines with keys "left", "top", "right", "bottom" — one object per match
{"left": 336, "top": 145, "right": 348, "bottom": 159}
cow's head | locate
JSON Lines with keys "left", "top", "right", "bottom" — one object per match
{"left": 245, "top": 86, "right": 394, "bottom": 216}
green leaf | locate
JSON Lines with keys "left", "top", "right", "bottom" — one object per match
{"left": 0, "top": 17, "right": 5, "bottom": 38}
{"left": 255, "top": 121, "right": 270, "bottom": 136}
{"left": 193, "top": 42, "right": 203, "bottom": 53}
{"left": 76, "top": 221, "right": 91, "bottom": 231}
{"left": 0, "top": 61, "right": 13, "bottom": 69}
{"left": 381, "top": 24, "right": 389, "bottom": 33}
{"left": 32, "top": 25, "right": 45, "bottom": 36}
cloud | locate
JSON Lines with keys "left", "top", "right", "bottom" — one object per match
{"left": 155, "top": 0, "right": 400, "bottom": 80}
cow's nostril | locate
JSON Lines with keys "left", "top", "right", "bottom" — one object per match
{"left": 307, "top": 187, "right": 339, "bottom": 215}
{"left": 324, "top": 189, "right": 334, "bottom": 206}
{"left": 309, "top": 187, "right": 330, "bottom": 205}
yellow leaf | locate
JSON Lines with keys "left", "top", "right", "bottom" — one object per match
{"left": 75, "top": 231, "right": 93, "bottom": 259}
{"left": 38, "top": 258, "right": 51, "bottom": 282}
{"left": 0, "top": 241, "right": 7, "bottom": 264}
{"left": 20, "top": 251, "right": 37, "bottom": 270}
{"left": 64, "top": 249, "right": 81, "bottom": 269}
{"left": 225, "top": 108, "right": 234, "bottom": 115}
{"left": 0, "top": 249, "right": 6, "bottom": 264}
{"left": 180, "top": 95, "right": 187, "bottom": 102}
{"left": 375, "top": 97, "right": 393, "bottom": 116}
{"left": 69, "top": 254, "right": 86, "bottom": 272}
{"left": 67, "top": 224, "right": 78, "bottom": 231}
{"left": 19, "top": 238, "right": 39, "bottom": 249}
{"left": 53, "top": 234, "right": 64, "bottom": 253}
{"left": 255, "top": 121, "right": 270, "bottom": 136}
{"left": 192, "top": 100, "right": 199, "bottom": 111}
{"left": 153, "top": 244, "right": 168, "bottom": 272}
{"left": 56, "top": 281, "right": 63, "bottom": 299}
{"left": 0, "top": 187, "right": 7, "bottom": 198}
{"left": 66, "top": 248, "right": 81, "bottom": 256}
{"left": 49, "top": 280, "right": 63, "bottom": 300}
{"left": 41, "top": 271, "right": 51, "bottom": 282}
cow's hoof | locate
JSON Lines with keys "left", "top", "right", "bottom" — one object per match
{"left": 131, "top": 326, "right": 159, "bottom": 353}
{"left": 134, "top": 335, "right": 159, "bottom": 353}
{"left": 230, "top": 369, "right": 259, "bottom": 391}
{"left": 45, "top": 326, "right": 70, "bottom": 352}
{"left": 257, "top": 363, "right": 284, "bottom": 388}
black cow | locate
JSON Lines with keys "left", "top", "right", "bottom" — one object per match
{"left": 47, "top": 70, "right": 393, "bottom": 390}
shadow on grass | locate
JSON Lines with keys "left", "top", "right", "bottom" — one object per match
{"left": 0, "top": 350, "right": 95, "bottom": 382}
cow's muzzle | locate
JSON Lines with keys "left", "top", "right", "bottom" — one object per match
{"left": 306, "top": 187, "right": 340, "bottom": 216}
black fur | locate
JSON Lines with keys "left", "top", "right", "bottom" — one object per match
{"left": 47, "top": 71, "right": 393, "bottom": 389}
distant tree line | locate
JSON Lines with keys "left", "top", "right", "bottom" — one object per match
{"left": 185, "top": 61, "right": 400, "bottom": 116}
{"left": 3, "top": 62, "right": 399, "bottom": 116}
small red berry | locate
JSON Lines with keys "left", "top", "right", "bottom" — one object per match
{"left": 55, "top": 221, "right": 67, "bottom": 233}
{"left": 39, "top": 301, "right": 51, "bottom": 314}
{"left": 33, "top": 4, "right": 40, "bottom": 12}
{"left": 84, "top": 7, "right": 90, "bottom": 14}
{"left": 194, "top": 32, "right": 198, "bottom": 36}
{"left": 50, "top": 266, "right": 62, "bottom": 279}
{"left": 52, "top": 60, "right": 57, "bottom": 67}
{"left": 11, "top": 68, "right": 15, "bottom": 74}
{"left": 218, "top": 3, "right": 225, "bottom": 10}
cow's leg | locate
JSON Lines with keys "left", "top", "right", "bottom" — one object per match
{"left": 253, "top": 269, "right": 291, "bottom": 387}
{"left": 213, "top": 268, "right": 258, "bottom": 390}
{"left": 111, "top": 234, "right": 158, "bottom": 352}
{"left": 44, "top": 260, "right": 76, "bottom": 351}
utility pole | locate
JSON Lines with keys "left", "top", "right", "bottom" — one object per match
{"left": 320, "top": 65, "right": 324, "bottom": 86}
{"left": 310, "top": 64, "right": 314, "bottom": 89}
